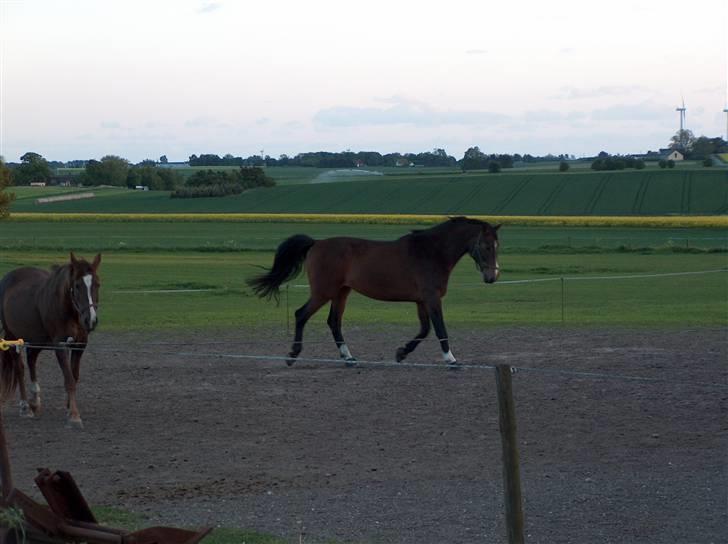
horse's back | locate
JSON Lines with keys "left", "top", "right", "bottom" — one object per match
{"left": 308, "top": 236, "right": 419, "bottom": 301}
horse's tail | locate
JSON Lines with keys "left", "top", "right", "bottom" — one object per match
{"left": 0, "top": 349, "right": 19, "bottom": 401}
{"left": 0, "top": 276, "right": 19, "bottom": 401}
{"left": 247, "top": 234, "right": 316, "bottom": 301}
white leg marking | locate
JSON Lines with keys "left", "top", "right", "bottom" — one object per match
{"left": 83, "top": 274, "right": 97, "bottom": 325}
{"left": 30, "top": 382, "right": 41, "bottom": 394}
{"left": 339, "top": 344, "right": 354, "bottom": 360}
{"left": 443, "top": 350, "right": 457, "bottom": 364}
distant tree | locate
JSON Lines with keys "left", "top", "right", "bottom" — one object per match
{"left": 559, "top": 161, "right": 570, "bottom": 172}
{"left": 0, "top": 157, "right": 15, "bottom": 218}
{"left": 126, "top": 165, "right": 182, "bottom": 190}
{"left": 82, "top": 155, "right": 129, "bottom": 186}
{"left": 634, "top": 159, "right": 646, "bottom": 170}
{"left": 669, "top": 129, "right": 695, "bottom": 152}
{"left": 487, "top": 161, "right": 501, "bottom": 173}
{"left": 658, "top": 159, "right": 668, "bottom": 169}
{"left": 159, "top": 155, "right": 168, "bottom": 164}
{"left": 14, "top": 152, "right": 52, "bottom": 185}
{"left": 667, "top": 159, "right": 675, "bottom": 168}
{"left": 597, "top": 151, "right": 609, "bottom": 159}
{"left": 461, "top": 146, "right": 489, "bottom": 171}
{"left": 703, "top": 158, "right": 713, "bottom": 167}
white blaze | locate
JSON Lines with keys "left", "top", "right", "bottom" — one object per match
{"left": 83, "top": 274, "right": 97, "bottom": 325}
{"left": 443, "top": 350, "right": 457, "bottom": 364}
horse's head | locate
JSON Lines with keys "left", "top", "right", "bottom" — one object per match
{"left": 469, "top": 223, "right": 501, "bottom": 284}
{"left": 69, "top": 252, "right": 102, "bottom": 332}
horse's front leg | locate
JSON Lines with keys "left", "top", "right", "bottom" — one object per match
{"left": 426, "top": 297, "right": 458, "bottom": 367}
{"left": 396, "top": 302, "right": 431, "bottom": 362}
{"left": 54, "top": 345, "right": 83, "bottom": 429}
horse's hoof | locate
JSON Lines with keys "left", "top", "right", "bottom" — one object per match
{"left": 344, "top": 357, "right": 357, "bottom": 368}
{"left": 447, "top": 361, "right": 461, "bottom": 371}
{"left": 395, "top": 348, "right": 407, "bottom": 362}
{"left": 66, "top": 418, "right": 84, "bottom": 430}
{"left": 286, "top": 354, "right": 297, "bottom": 367}
{"left": 19, "top": 405, "right": 34, "bottom": 418}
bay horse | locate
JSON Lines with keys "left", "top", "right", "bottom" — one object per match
{"left": 0, "top": 253, "right": 101, "bottom": 428}
{"left": 248, "top": 217, "right": 500, "bottom": 366}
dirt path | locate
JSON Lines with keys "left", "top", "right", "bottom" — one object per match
{"left": 3, "top": 327, "right": 726, "bottom": 543}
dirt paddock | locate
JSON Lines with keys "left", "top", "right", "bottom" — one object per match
{"left": 3, "top": 326, "right": 726, "bottom": 543}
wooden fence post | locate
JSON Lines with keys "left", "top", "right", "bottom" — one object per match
{"left": 495, "top": 364, "right": 525, "bottom": 544}
{"left": 0, "top": 410, "right": 13, "bottom": 501}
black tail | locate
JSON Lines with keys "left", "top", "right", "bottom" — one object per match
{"left": 0, "top": 278, "right": 17, "bottom": 400}
{"left": 247, "top": 234, "right": 316, "bottom": 301}
{"left": 0, "top": 350, "right": 18, "bottom": 401}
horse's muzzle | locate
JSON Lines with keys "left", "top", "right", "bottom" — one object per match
{"left": 84, "top": 316, "right": 98, "bottom": 332}
{"left": 482, "top": 269, "right": 500, "bottom": 284}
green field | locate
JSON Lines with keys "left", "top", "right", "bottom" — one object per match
{"left": 0, "top": 221, "right": 725, "bottom": 252}
{"left": 0, "top": 221, "right": 725, "bottom": 331}
{"left": 12, "top": 169, "right": 728, "bottom": 216}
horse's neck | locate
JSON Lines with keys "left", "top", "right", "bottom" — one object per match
{"left": 438, "top": 224, "right": 477, "bottom": 266}
{"left": 37, "top": 267, "right": 71, "bottom": 320}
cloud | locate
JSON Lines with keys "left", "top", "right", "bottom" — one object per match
{"left": 523, "top": 110, "right": 587, "bottom": 123}
{"left": 197, "top": 2, "right": 222, "bottom": 14}
{"left": 184, "top": 116, "right": 229, "bottom": 129}
{"left": 100, "top": 121, "right": 121, "bottom": 129}
{"left": 314, "top": 97, "right": 509, "bottom": 128}
{"left": 591, "top": 102, "right": 668, "bottom": 122}
{"left": 465, "top": 49, "right": 488, "bottom": 56}
{"left": 255, "top": 117, "right": 270, "bottom": 125}
{"left": 552, "top": 85, "right": 652, "bottom": 100}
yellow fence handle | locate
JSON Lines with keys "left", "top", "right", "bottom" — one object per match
{"left": 0, "top": 339, "right": 24, "bottom": 351}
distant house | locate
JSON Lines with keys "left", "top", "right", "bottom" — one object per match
{"left": 355, "top": 159, "right": 366, "bottom": 168}
{"left": 395, "top": 158, "right": 412, "bottom": 167}
{"left": 134, "top": 185, "right": 150, "bottom": 191}
{"left": 157, "top": 161, "right": 190, "bottom": 169}
{"left": 29, "top": 182, "right": 47, "bottom": 187}
{"left": 659, "top": 148, "right": 684, "bottom": 161}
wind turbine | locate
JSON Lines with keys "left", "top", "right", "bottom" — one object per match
{"left": 723, "top": 106, "right": 728, "bottom": 142}
{"left": 676, "top": 97, "right": 686, "bottom": 133}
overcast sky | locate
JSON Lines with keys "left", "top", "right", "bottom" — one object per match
{"left": 1, "top": 0, "right": 726, "bottom": 162}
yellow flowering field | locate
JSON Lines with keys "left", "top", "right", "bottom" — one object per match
{"left": 7, "top": 212, "right": 727, "bottom": 228}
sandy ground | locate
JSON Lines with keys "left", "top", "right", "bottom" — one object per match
{"left": 2, "top": 326, "right": 726, "bottom": 543}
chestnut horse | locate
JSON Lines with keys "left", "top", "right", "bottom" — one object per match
{"left": 0, "top": 253, "right": 101, "bottom": 428}
{"left": 248, "top": 217, "right": 500, "bottom": 366}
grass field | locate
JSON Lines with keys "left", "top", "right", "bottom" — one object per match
{"left": 0, "top": 250, "right": 723, "bottom": 331}
{"left": 0, "top": 221, "right": 725, "bottom": 252}
{"left": 12, "top": 169, "right": 728, "bottom": 216}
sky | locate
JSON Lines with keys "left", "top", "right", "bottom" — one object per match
{"left": 1, "top": 0, "right": 727, "bottom": 162}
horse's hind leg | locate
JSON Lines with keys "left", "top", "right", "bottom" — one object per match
{"left": 288, "top": 296, "right": 328, "bottom": 366}
{"left": 26, "top": 348, "right": 42, "bottom": 415}
{"left": 396, "top": 302, "right": 431, "bottom": 362}
{"left": 327, "top": 287, "right": 355, "bottom": 365}
{"left": 13, "top": 349, "right": 33, "bottom": 418}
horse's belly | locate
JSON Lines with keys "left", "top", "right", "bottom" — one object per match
{"left": 2, "top": 288, "right": 44, "bottom": 340}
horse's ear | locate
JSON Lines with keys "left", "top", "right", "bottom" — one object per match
{"left": 494, "top": 224, "right": 502, "bottom": 231}
{"left": 70, "top": 252, "right": 78, "bottom": 266}
{"left": 92, "top": 253, "right": 102, "bottom": 271}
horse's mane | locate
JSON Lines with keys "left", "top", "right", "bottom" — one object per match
{"left": 409, "top": 217, "right": 484, "bottom": 238}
